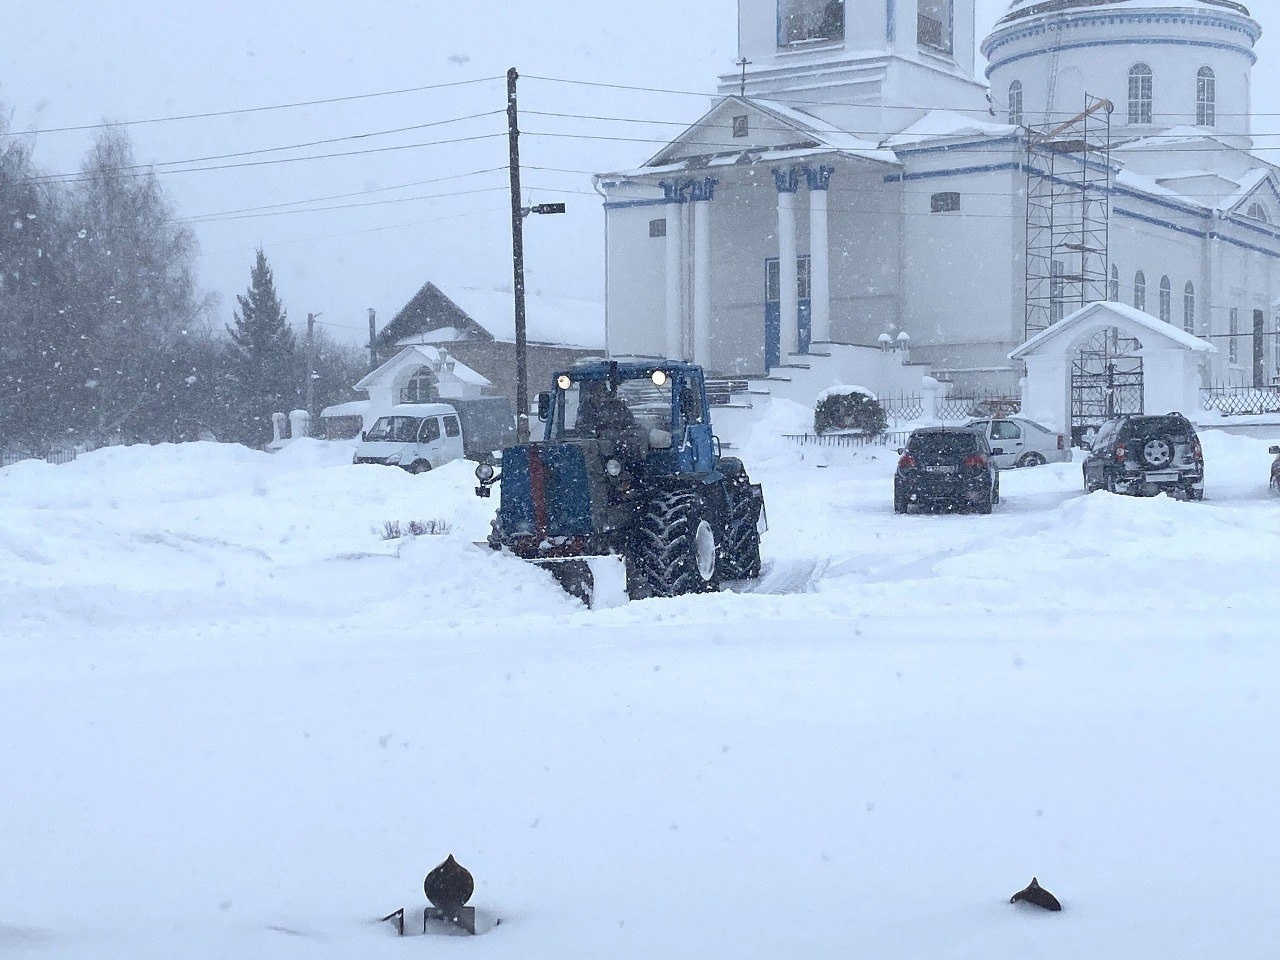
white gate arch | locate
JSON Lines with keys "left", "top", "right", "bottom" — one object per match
{"left": 1011, "top": 302, "right": 1216, "bottom": 437}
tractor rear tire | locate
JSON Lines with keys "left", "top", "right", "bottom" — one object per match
{"left": 632, "top": 489, "right": 720, "bottom": 598}
{"left": 721, "top": 478, "right": 762, "bottom": 581}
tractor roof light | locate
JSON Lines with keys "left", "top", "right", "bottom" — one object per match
{"left": 476, "top": 462, "right": 496, "bottom": 481}
{"left": 556, "top": 374, "right": 573, "bottom": 390}
{"left": 651, "top": 370, "right": 668, "bottom": 386}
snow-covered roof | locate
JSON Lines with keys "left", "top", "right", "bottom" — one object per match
{"left": 444, "top": 286, "right": 604, "bottom": 349}
{"left": 884, "top": 111, "right": 1018, "bottom": 148}
{"left": 320, "top": 400, "right": 372, "bottom": 419}
{"left": 749, "top": 99, "right": 898, "bottom": 163}
{"left": 356, "top": 345, "right": 492, "bottom": 391}
{"left": 1011, "top": 301, "right": 1217, "bottom": 360}
{"left": 997, "top": 0, "right": 1252, "bottom": 28}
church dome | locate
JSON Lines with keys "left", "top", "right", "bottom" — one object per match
{"left": 997, "top": 0, "right": 1250, "bottom": 29}
{"left": 982, "top": 0, "right": 1261, "bottom": 138}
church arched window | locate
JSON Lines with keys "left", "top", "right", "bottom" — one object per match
{"left": 1134, "top": 271, "right": 1146, "bottom": 312}
{"left": 1110, "top": 264, "right": 1120, "bottom": 302}
{"left": 1196, "top": 67, "right": 1216, "bottom": 126}
{"left": 1129, "top": 64, "right": 1153, "bottom": 125}
{"left": 1184, "top": 282, "right": 1196, "bottom": 334}
{"left": 1008, "top": 81, "right": 1023, "bottom": 126}
{"left": 917, "top": 0, "right": 952, "bottom": 54}
{"left": 778, "top": 0, "right": 844, "bottom": 46}
{"left": 1159, "top": 276, "right": 1172, "bottom": 324}
{"left": 1248, "top": 202, "right": 1269, "bottom": 223}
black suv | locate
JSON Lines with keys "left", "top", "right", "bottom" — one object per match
{"left": 894, "top": 428, "right": 1000, "bottom": 514}
{"left": 1082, "top": 413, "right": 1204, "bottom": 500}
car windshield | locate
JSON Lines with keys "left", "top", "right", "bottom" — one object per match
{"left": 908, "top": 432, "right": 979, "bottom": 456}
{"left": 557, "top": 376, "right": 674, "bottom": 437}
{"left": 364, "top": 416, "right": 421, "bottom": 443}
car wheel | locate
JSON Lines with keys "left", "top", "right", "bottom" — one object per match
{"left": 993, "top": 476, "right": 1001, "bottom": 505}
{"left": 1017, "top": 452, "right": 1047, "bottom": 468}
{"left": 408, "top": 460, "right": 431, "bottom": 475}
{"left": 1138, "top": 435, "right": 1176, "bottom": 470}
{"left": 976, "top": 486, "right": 994, "bottom": 515}
{"left": 894, "top": 484, "right": 910, "bottom": 514}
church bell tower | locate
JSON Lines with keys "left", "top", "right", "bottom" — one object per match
{"left": 718, "top": 0, "right": 989, "bottom": 135}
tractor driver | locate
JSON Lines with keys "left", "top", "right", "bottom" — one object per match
{"left": 576, "top": 381, "right": 638, "bottom": 435}
{"left": 574, "top": 380, "right": 649, "bottom": 461}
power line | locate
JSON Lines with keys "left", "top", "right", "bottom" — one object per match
{"left": 178, "top": 166, "right": 507, "bottom": 221}
{"left": 526, "top": 107, "right": 1280, "bottom": 142}
{"left": 525, "top": 72, "right": 1280, "bottom": 120}
{"left": 1, "top": 75, "right": 504, "bottom": 139}
{"left": 31, "top": 111, "right": 503, "bottom": 184}
{"left": 200, "top": 204, "right": 513, "bottom": 256}
{"left": 23, "top": 132, "right": 508, "bottom": 186}
{"left": 186, "top": 184, "right": 512, "bottom": 225}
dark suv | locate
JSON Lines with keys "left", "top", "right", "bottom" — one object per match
{"left": 1083, "top": 413, "right": 1204, "bottom": 500}
{"left": 894, "top": 428, "right": 1000, "bottom": 514}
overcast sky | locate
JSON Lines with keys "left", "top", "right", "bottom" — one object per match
{"left": 4, "top": 1, "right": 1276, "bottom": 346}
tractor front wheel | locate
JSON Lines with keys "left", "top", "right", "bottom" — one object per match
{"left": 632, "top": 489, "right": 720, "bottom": 598}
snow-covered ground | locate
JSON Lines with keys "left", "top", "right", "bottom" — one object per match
{"left": 3, "top": 426, "right": 1279, "bottom": 958}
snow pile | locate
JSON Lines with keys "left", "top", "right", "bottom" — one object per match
{"left": 3, "top": 432, "right": 1280, "bottom": 959}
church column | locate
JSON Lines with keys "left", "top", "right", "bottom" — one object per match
{"left": 659, "top": 180, "right": 689, "bottom": 360}
{"left": 805, "top": 165, "right": 834, "bottom": 345}
{"left": 774, "top": 167, "right": 801, "bottom": 357}
{"left": 691, "top": 177, "right": 717, "bottom": 368}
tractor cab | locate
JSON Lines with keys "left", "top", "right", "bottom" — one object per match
{"left": 537, "top": 361, "right": 716, "bottom": 476}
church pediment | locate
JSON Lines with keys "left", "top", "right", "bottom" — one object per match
{"left": 644, "top": 97, "right": 826, "bottom": 167}
{"left": 1223, "top": 169, "right": 1280, "bottom": 224}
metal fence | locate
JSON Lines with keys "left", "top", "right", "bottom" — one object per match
{"left": 785, "top": 430, "right": 914, "bottom": 450}
{"left": 877, "top": 393, "right": 1022, "bottom": 423}
{"left": 1200, "top": 384, "right": 1280, "bottom": 417}
{"left": 1, "top": 447, "right": 79, "bottom": 467}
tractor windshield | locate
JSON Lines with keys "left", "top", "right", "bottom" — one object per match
{"left": 555, "top": 376, "right": 673, "bottom": 440}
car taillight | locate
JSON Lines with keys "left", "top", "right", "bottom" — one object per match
{"left": 898, "top": 453, "right": 917, "bottom": 469}
{"left": 963, "top": 454, "right": 988, "bottom": 469}
{"left": 1113, "top": 443, "right": 1126, "bottom": 463}
{"left": 1058, "top": 434, "right": 1065, "bottom": 450}
{"left": 1192, "top": 438, "right": 1203, "bottom": 461}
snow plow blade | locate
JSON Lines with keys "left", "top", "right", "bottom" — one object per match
{"left": 533, "top": 555, "right": 629, "bottom": 610}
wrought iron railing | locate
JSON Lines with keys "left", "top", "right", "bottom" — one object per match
{"left": 1, "top": 447, "right": 79, "bottom": 467}
{"left": 1200, "top": 384, "right": 1280, "bottom": 416}
{"left": 785, "top": 430, "right": 914, "bottom": 450}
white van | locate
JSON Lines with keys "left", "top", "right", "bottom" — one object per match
{"left": 353, "top": 403, "right": 465, "bottom": 474}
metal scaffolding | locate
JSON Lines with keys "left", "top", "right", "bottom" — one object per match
{"left": 1025, "top": 96, "right": 1114, "bottom": 339}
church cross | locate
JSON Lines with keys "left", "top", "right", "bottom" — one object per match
{"left": 737, "top": 57, "right": 751, "bottom": 98}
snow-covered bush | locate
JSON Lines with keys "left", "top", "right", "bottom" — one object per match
{"left": 380, "top": 519, "right": 453, "bottom": 540}
{"left": 813, "top": 386, "right": 887, "bottom": 437}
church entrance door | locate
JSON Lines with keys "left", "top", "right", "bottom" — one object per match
{"left": 765, "top": 256, "right": 811, "bottom": 370}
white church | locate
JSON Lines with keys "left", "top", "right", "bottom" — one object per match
{"left": 594, "top": 0, "right": 1280, "bottom": 431}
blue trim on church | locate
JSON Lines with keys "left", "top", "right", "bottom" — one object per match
{"left": 988, "top": 36, "right": 1257, "bottom": 78}
{"left": 984, "top": 9, "right": 1260, "bottom": 65}
{"left": 886, "top": 0, "right": 895, "bottom": 42}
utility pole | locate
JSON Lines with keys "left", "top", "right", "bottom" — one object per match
{"left": 507, "top": 66, "right": 530, "bottom": 443}
{"left": 367, "top": 308, "right": 378, "bottom": 372}
{"left": 305, "top": 312, "right": 318, "bottom": 435}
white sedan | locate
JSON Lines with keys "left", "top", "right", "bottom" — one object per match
{"left": 966, "top": 417, "right": 1072, "bottom": 469}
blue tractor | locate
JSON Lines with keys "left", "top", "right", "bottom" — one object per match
{"left": 474, "top": 359, "right": 766, "bottom": 602}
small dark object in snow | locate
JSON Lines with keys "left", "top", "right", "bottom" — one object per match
{"left": 1010, "top": 877, "right": 1061, "bottom": 911}
{"left": 380, "top": 908, "right": 405, "bottom": 936}
{"left": 425, "top": 855, "right": 475, "bottom": 909}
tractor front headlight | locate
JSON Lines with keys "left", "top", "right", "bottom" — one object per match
{"left": 476, "top": 462, "right": 495, "bottom": 482}
{"left": 557, "top": 374, "right": 573, "bottom": 390}
{"left": 605, "top": 458, "right": 623, "bottom": 477}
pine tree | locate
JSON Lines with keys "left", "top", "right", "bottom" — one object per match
{"left": 225, "top": 249, "right": 298, "bottom": 444}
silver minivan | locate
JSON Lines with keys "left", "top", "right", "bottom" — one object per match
{"left": 353, "top": 403, "right": 465, "bottom": 473}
